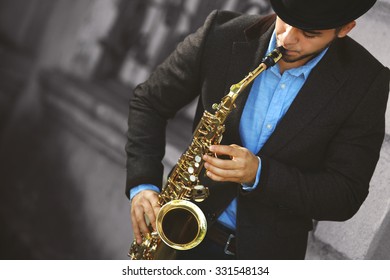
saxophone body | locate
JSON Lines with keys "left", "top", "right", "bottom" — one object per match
{"left": 128, "top": 47, "right": 283, "bottom": 260}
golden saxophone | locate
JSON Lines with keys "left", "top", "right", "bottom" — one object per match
{"left": 128, "top": 46, "right": 283, "bottom": 260}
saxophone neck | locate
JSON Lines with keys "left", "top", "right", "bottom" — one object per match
{"left": 227, "top": 64, "right": 266, "bottom": 102}
{"left": 214, "top": 62, "right": 267, "bottom": 113}
{"left": 213, "top": 46, "right": 284, "bottom": 112}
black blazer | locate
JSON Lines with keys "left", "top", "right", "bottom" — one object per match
{"left": 126, "top": 10, "right": 390, "bottom": 259}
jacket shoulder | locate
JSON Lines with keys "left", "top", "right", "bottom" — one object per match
{"left": 336, "top": 36, "right": 388, "bottom": 72}
{"left": 211, "top": 10, "right": 260, "bottom": 27}
{"left": 205, "top": 10, "right": 266, "bottom": 42}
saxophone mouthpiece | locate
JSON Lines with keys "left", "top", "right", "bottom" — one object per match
{"left": 262, "top": 46, "right": 284, "bottom": 68}
{"left": 277, "top": 46, "right": 286, "bottom": 54}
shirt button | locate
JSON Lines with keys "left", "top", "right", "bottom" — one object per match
{"left": 266, "top": 124, "right": 273, "bottom": 130}
{"left": 280, "top": 83, "right": 286, "bottom": 89}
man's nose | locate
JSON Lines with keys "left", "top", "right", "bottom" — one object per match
{"left": 282, "top": 25, "right": 299, "bottom": 45}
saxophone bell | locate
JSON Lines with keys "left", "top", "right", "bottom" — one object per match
{"left": 156, "top": 200, "right": 207, "bottom": 250}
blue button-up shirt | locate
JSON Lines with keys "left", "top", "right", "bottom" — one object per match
{"left": 217, "top": 32, "right": 328, "bottom": 230}
{"left": 130, "top": 31, "right": 328, "bottom": 231}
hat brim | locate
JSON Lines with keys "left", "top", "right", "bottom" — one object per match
{"left": 270, "top": 0, "right": 376, "bottom": 30}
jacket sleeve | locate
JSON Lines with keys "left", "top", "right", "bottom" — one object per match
{"left": 125, "top": 10, "right": 220, "bottom": 198}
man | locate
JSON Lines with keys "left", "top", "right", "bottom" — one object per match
{"left": 126, "top": 0, "right": 389, "bottom": 259}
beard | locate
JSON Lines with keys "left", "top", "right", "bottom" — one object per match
{"left": 282, "top": 49, "right": 323, "bottom": 63}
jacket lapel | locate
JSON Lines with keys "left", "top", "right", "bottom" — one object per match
{"left": 222, "top": 24, "right": 275, "bottom": 147}
{"left": 260, "top": 43, "right": 348, "bottom": 155}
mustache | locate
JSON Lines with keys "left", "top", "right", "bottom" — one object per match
{"left": 277, "top": 45, "right": 299, "bottom": 54}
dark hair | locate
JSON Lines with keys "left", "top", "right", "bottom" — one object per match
{"left": 335, "top": 26, "right": 343, "bottom": 34}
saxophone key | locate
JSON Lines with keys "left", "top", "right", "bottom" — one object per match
{"left": 194, "top": 155, "right": 202, "bottom": 163}
{"left": 192, "top": 185, "right": 210, "bottom": 202}
{"left": 190, "top": 175, "right": 197, "bottom": 182}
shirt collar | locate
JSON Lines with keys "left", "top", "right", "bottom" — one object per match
{"left": 267, "top": 31, "right": 328, "bottom": 80}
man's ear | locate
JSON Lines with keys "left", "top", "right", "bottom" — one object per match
{"left": 337, "top": 21, "right": 356, "bottom": 38}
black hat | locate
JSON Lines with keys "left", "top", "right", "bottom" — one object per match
{"left": 270, "top": 0, "right": 377, "bottom": 30}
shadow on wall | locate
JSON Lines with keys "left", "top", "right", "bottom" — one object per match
{"left": 0, "top": 108, "right": 101, "bottom": 259}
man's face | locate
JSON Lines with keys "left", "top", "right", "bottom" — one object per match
{"left": 275, "top": 17, "right": 340, "bottom": 69}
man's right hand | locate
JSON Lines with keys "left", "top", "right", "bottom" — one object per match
{"left": 130, "top": 190, "right": 160, "bottom": 244}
